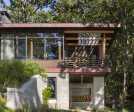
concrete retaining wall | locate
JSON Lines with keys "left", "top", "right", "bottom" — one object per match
{"left": 6, "top": 75, "right": 47, "bottom": 109}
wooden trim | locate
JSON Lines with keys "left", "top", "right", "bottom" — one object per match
{"left": 64, "top": 30, "right": 114, "bottom": 33}
{"left": 30, "top": 39, "right": 33, "bottom": 60}
{"left": 66, "top": 43, "right": 109, "bottom": 46}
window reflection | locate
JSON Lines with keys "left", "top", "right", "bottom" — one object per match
{"left": 27, "top": 38, "right": 44, "bottom": 60}
{"left": 46, "top": 38, "right": 63, "bottom": 60}
{"left": 17, "top": 39, "right": 26, "bottom": 59}
{"left": 45, "top": 33, "right": 63, "bottom": 38}
{"left": 48, "top": 77, "right": 56, "bottom": 98}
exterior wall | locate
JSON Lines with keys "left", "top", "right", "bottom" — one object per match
{"left": 47, "top": 72, "right": 69, "bottom": 110}
{"left": 1, "top": 36, "right": 15, "bottom": 60}
{"left": 93, "top": 77, "right": 104, "bottom": 109}
{"left": 6, "top": 75, "right": 47, "bottom": 109}
{"left": 69, "top": 83, "right": 93, "bottom": 110}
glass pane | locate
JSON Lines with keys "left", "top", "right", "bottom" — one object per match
{"left": 48, "top": 77, "right": 56, "bottom": 98}
{"left": 46, "top": 38, "right": 63, "bottom": 60}
{"left": 17, "top": 39, "right": 26, "bottom": 59}
{"left": 27, "top": 38, "right": 44, "bottom": 60}
{"left": 45, "top": 33, "right": 63, "bottom": 38}
{"left": 0, "top": 36, "right": 15, "bottom": 60}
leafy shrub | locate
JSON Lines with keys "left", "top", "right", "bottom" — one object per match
{"left": 0, "top": 60, "right": 46, "bottom": 90}
{"left": 0, "top": 60, "right": 25, "bottom": 88}
{"left": 24, "top": 61, "right": 45, "bottom": 77}
{"left": 42, "top": 87, "right": 53, "bottom": 106}
{"left": 74, "top": 107, "right": 81, "bottom": 112}
{"left": 22, "top": 102, "right": 29, "bottom": 112}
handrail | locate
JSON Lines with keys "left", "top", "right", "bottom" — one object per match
{"left": 60, "top": 57, "right": 109, "bottom": 68}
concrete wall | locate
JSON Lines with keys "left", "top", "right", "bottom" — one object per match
{"left": 69, "top": 83, "right": 93, "bottom": 110}
{"left": 47, "top": 72, "right": 69, "bottom": 110}
{"left": 93, "top": 77, "right": 104, "bottom": 109}
{"left": 1, "top": 36, "right": 15, "bottom": 60}
{"left": 6, "top": 75, "right": 47, "bottom": 109}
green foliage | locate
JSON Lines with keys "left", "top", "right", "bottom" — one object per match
{"left": 24, "top": 61, "right": 45, "bottom": 77}
{"left": 0, "top": 93, "right": 13, "bottom": 112}
{"left": 74, "top": 107, "right": 81, "bottom": 112}
{"left": 0, "top": 0, "right": 45, "bottom": 23}
{"left": 22, "top": 102, "right": 29, "bottom": 112}
{"left": 0, "top": 60, "right": 25, "bottom": 88}
{"left": 42, "top": 87, "right": 53, "bottom": 106}
{"left": 0, "top": 60, "right": 46, "bottom": 89}
{"left": 33, "top": 10, "right": 53, "bottom": 23}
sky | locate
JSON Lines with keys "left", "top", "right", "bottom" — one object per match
{"left": 4, "top": 0, "right": 10, "bottom": 6}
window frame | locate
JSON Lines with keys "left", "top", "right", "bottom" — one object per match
{"left": 47, "top": 77, "right": 57, "bottom": 99}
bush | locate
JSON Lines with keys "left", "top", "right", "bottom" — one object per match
{"left": 24, "top": 61, "right": 45, "bottom": 77}
{"left": 74, "top": 107, "right": 81, "bottom": 112}
{"left": 0, "top": 60, "right": 46, "bottom": 90}
{"left": 42, "top": 87, "right": 53, "bottom": 106}
{"left": 0, "top": 60, "right": 25, "bottom": 88}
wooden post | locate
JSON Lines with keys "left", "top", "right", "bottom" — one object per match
{"left": 30, "top": 39, "right": 33, "bottom": 60}
{"left": 101, "top": 33, "right": 106, "bottom": 67}
{"left": 58, "top": 41, "right": 61, "bottom": 60}
{"left": 99, "top": 45, "right": 102, "bottom": 59}
{"left": 102, "top": 33, "right": 106, "bottom": 59}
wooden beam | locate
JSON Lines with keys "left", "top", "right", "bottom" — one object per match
{"left": 66, "top": 43, "right": 109, "bottom": 46}
{"left": 64, "top": 30, "right": 114, "bottom": 33}
{"left": 30, "top": 39, "right": 33, "bottom": 60}
{"left": 65, "top": 37, "right": 111, "bottom": 40}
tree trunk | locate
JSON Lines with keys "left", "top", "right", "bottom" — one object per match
{"left": 121, "top": 23, "right": 128, "bottom": 111}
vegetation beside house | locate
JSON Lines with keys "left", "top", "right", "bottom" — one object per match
{"left": 0, "top": 60, "right": 46, "bottom": 92}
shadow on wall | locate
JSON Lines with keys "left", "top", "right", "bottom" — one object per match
{"left": 6, "top": 75, "right": 47, "bottom": 110}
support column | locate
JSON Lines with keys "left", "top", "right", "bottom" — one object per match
{"left": 58, "top": 41, "right": 61, "bottom": 60}
{"left": 102, "top": 33, "right": 106, "bottom": 59}
{"left": 93, "top": 77, "right": 104, "bottom": 109}
{"left": 99, "top": 45, "right": 102, "bottom": 59}
{"left": 30, "top": 39, "right": 33, "bottom": 60}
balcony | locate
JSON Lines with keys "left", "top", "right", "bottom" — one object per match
{"left": 59, "top": 57, "right": 109, "bottom": 68}
{"left": 63, "top": 57, "right": 108, "bottom": 68}
{"left": 35, "top": 58, "right": 109, "bottom": 68}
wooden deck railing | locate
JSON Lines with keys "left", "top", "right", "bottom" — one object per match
{"left": 59, "top": 57, "right": 109, "bottom": 68}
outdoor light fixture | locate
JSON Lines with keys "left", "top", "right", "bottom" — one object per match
{"left": 81, "top": 75, "right": 83, "bottom": 84}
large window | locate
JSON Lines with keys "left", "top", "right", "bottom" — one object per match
{"left": 0, "top": 32, "right": 64, "bottom": 60}
{"left": 48, "top": 77, "right": 56, "bottom": 98}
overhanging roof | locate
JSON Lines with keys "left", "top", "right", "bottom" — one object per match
{"left": 0, "top": 23, "right": 120, "bottom": 28}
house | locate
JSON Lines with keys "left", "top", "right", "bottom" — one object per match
{"left": 0, "top": 11, "right": 120, "bottom": 110}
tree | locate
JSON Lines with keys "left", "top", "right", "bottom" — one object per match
{"left": 0, "top": 0, "right": 45, "bottom": 23}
